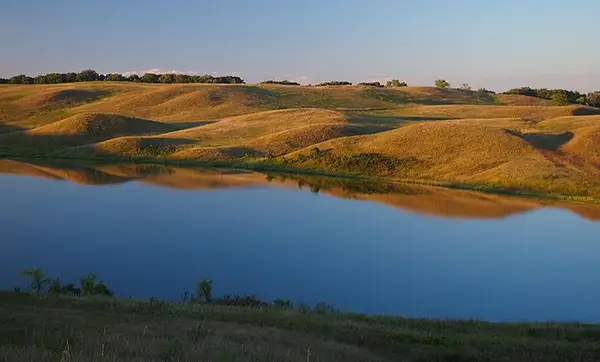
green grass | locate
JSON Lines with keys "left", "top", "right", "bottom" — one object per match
{"left": 3, "top": 292, "right": 600, "bottom": 361}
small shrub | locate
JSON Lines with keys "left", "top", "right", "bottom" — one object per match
{"left": 21, "top": 268, "right": 51, "bottom": 294}
{"left": 79, "top": 274, "right": 114, "bottom": 296}
{"left": 385, "top": 79, "right": 407, "bottom": 87}
{"left": 435, "top": 79, "right": 450, "bottom": 88}
{"left": 314, "top": 302, "right": 337, "bottom": 314}
{"left": 309, "top": 147, "right": 322, "bottom": 158}
{"left": 62, "top": 283, "right": 82, "bottom": 296}
{"left": 196, "top": 279, "right": 213, "bottom": 303}
{"left": 187, "top": 324, "right": 213, "bottom": 342}
{"left": 260, "top": 80, "right": 300, "bottom": 86}
{"left": 49, "top": 278, "right": 63, "bottom": 294}
{"left": 358, "top": 81, "right": 384, "bottom": 87}
{"left": 316, "top": 81, "right": 352, "bottom": 86}
{"left": 159, "top": 340, "right": 185, "bottom": 360}
{"left": 216, "top": 294, "right": 268, "bottom": 307}
{"left": 273, "top": 299, "right": 294, "bottom": 308}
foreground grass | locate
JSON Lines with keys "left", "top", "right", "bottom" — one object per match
{"left": 2, "top": 292, "right": 600, "bottom": 361}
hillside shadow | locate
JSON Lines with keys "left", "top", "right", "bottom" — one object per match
{"left": 170, "top": 120, "right": 218, "bottom": 129}
{"left": 0, "top": 124, "right": 25, "bottom": 135}
{"left": 348, "top": 115, "right": 454, "bottom": 133}
{"left": 506, "top": 130, "right": 574, "bottom": 151}
{"left": 572, "top": 107, "right": 600, "bottom": 116}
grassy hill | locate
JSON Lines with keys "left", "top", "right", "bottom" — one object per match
{"left": 3, "top": 82, "right": 600, "bottom": 199}
{"left": 5, "top": 291, "right": 600, "bottom": 362}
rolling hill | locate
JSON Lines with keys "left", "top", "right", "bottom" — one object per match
{"left": 2, "top": 82, "right": 600, "bottom": 199}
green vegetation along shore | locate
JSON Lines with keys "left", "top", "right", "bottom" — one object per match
{"left": 3, "top": 81, "right": 600, "bottom": 200}
{"left": 5, "top": 267, "right": 600, "bottom": 361}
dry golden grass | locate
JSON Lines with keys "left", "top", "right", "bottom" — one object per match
{"left": 25, "top": 113, "right": 176, "bottom": 137}
{"left": 287, "top": 120, "right": 600, "bottom": 196}
{"left": 4, "top": 83, "right": 600, "bottom": 198}
{"left": 373, "top": 104, "right": 600, "bottom": 122}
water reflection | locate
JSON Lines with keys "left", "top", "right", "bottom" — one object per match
{"left": 0, "top": 158, "right": 598, "bottom": 220}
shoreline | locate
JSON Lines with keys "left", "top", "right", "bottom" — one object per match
{"left": 2, "top": 152, "right": 599, "bottom": 206}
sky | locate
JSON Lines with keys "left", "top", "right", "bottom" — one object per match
{"left": 1, "top": 0, "right": 599, "bottom": 92}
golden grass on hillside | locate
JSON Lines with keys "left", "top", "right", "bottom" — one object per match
{"left": 286, "top": 120, "right": 600, "bottom": 196}
{"left": 372, "top": 104, "right": 600, "bottom": 122}
{"left": 4, "top": 82, "right": 600, "bottom": 199}
{"left": 26, "top": 113, "right": 177, "bottom": 137}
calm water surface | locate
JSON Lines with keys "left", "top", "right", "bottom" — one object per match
{"left": 1, "top": 169, "right": 600, "bottom": 322}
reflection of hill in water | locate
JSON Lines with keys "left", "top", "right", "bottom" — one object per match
{"left": 1, "top": 159, "right": 599, "bottom": 221}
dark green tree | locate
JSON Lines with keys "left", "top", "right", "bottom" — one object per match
{"left": 158, "top": 73, "right": 176, "bottom": 83}
{"left": 76, "top": 69, "right": 100, "bottom": 82}
{"left": 140, "top": 73, "right": 159, "bottom": 83}
{"left": 65, "top": 72, "right": 78, "bottom": 82}
{"left": 127, "top": 74, "right": 140, "bottom": 82}
{"left": 174, "top": 74, "right": 191, "bottom": 83}
{"left": 9, "top": 74, "right": 34, "bottom": 84}
{"left": 104, "top": 73, "right": 125, "bottom": 82}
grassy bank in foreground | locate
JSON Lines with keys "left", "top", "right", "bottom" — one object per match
{"left": 3, "top": 292, "right": 600, "bottom": 362}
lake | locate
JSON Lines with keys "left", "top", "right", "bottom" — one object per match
{"left": 1, "top": 160, "right": 600, "bottom": 322}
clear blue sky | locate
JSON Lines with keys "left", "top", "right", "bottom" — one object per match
{"left": 1, "top": 0, "right": 599, "bottom": 91}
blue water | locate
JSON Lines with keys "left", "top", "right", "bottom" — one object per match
{"left": 1, "top": 173, "right": 600, "bottom": 322}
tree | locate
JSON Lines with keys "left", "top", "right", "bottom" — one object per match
{"left": 459, "top": 83, "right": 472, "bottom": 91}
{"left": 435, "top": 79, "right": 450, "bottom": 88}
{"left": 551, "top": 92, "right": 569, "bottom": 106}
{"left": 0, "top": 78, "right": 7, "bottom": 84}
{"left": 79, "top": 273, "right": 113, "bottom": 296}
{"left": 385, "top": 79, "right": 407, "bottom": 87}
{"left": 127, "top": 74, "right": 140, "bottom": 82}
{"left": 104, "top": 73, "right": 125, "bottom": 82}
{"left": 194, "top": 74, "right": 214, "bottom": 83}
{"left": 196, "top": 279, "right": 213, "bottom": 303}
{"left": 260, "top": 80, "right": 301, "bottom": 86}
{"left": 158, "top": 73, "right": 176, "bottom": 84}
{"left": 34, "top": 73, "right": 66, "bottom": 84}
{"left": 9, "top": 74, "right": 34, "bottom": 84}
{"left": 587, "top": 92, "right": 600, "bottom": 108}
{"left": 576, "top": 96, "right": 587, "bottom": 105}
{"left": 140, "top": 73, "right": 159, "bottom": 83}
{"left": 315, "top": 81, "right": 352, "bottom": 86}
{"left": 76, "top": 69, "right": 100, "bottom": 82}
{"left": 174, "top": 73, "right": 191, "bottom": 83}
{"left": 21, "top": 268, "right": 51, "bottom": 293}
{"left": 65, "top": 72, "right": 78, "bottom": 83}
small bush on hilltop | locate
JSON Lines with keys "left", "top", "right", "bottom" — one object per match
{"left": 385, "top": 79, "right": 408, "bottom": 87}
{"left": 587, "top": 92, "right": 600, "bottom": 107}
{"left": 358, "top": 81, "right": 384, "bottom": 87}
{"left": 260, "top": 80, "right": 301, "bottom": 85}
{"left": 504, "top": 87, "right": 585, "bottom": 104}
{"left": 435, "top": 79, "right": 450, "bottom": 88}
{"left": 316, "top": 81, "right": 352, "bottom": 86}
